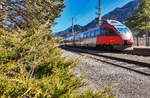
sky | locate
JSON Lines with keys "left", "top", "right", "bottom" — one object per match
{"left": 52, "top": 0, "right": 133, "bottom": 33}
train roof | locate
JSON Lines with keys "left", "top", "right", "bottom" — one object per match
{"left": 61, "top": 20, "right": 127, "bottom": 41}
{"left": 85, "top": 20, "right": 124, "bottom": 30}
{"left": 102, "top": 20, "right": 123, "bottom": 25}
{"left": 102, "top": 20, "right": 127, "bottom": 28}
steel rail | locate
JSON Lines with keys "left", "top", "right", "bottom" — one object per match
{"left": 62, "top": 47, "right": 150, "bottom": 76}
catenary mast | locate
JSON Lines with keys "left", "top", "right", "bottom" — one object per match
{"left": 72, "top": 17, "right": 74, "bottom": 36}
{"left": 98, "top": 0, "right": 101, "bottom": 26}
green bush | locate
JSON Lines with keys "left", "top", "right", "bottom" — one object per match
{"left": 0, "top": 28, "right": 116, "bottom": 98}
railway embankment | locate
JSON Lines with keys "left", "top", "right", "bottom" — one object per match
{"left": 62, "top": 48, "right": 150, "bottom": 98}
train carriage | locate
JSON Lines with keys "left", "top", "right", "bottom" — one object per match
{"left": 60, "top": 20, "right": 134, "bottom": 50}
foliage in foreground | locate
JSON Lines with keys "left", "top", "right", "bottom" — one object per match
{"left": 0, "top": 28, "right": 116, "bottom": 97}
{"left": 1, "top": 0, "right": 65, "bottom": 30}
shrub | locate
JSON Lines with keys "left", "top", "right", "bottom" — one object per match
{"left": 0, "top": 28, "right": 116, "bottom": 98}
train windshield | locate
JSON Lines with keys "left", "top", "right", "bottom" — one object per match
{"left": 116, "top": 27, "right": 132, "bottom": 39}
{"left": 116, "top": 28, "right": 130, "bottom": 33}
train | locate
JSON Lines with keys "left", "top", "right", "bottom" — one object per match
{"left": 60, "top": 20, "right": 134, "bottom": 50}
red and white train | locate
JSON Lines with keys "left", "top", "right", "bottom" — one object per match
{"left": 60, "top": 20, "right": 134, "bottom": 50}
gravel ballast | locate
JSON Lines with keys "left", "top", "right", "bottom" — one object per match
{"left": 62, "top": 49, "right": 150, "bottom": 98}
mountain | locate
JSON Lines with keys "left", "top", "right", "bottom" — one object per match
{"left": 55, "top": 0, "right": 139, "bottom": 37}
{"left": 54, "top": 25, "right": 85, "bottom": 37}
{"left": 83, "top": 0, "right": 139, "bottom": 30}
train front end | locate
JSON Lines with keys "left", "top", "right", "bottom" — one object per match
{"left": 108, "top": 20, "right": 134, "bottom": 49}
{"left": 115, "top": 26, "right": 134, "bottom": 46}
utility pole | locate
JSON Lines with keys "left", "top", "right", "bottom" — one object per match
{"left": 72, "top": 17, "right": 74, "bottom": 36}
{"left": 98, "top": 0, "right": 101, "bottom": 26}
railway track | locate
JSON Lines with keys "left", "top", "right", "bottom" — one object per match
{"left": 123, "top": 49, "right": 150, "bottom": 56}
{"left": 62, "top": 46, "right": 150, "bottom": 57}
{"left": 94, "top": 47, "right": 150, "bottom": 57}
{"left": 62, "top": 47, "right": 150, "bottom": 76}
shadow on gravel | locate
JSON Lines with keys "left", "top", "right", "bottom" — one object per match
{"left": 59, "top": 46, "right": 122, "bottom": 54}
{"left": 60, "top": 46, "right": 84, "bottom": 55}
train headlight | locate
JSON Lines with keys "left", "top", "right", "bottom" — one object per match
{"left": 125, "top": 32, "right": 132, "bottom": 40}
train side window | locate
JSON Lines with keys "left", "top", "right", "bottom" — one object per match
{"left": 101, "top": 28, "right": 106, "bottom": 36}
{"left": 91, "top": 31, "right": 95, "bottom": 37}
{"left": 87, "top": 32, "right": 90, "bottom": 38}
{"left": 89, "top": 32, "right": 92, "bottom": 37}
{"left": 80, "top": 34, "right": 83, "bottom": 40}
{"left": 109, "top": 29, "right": 117, "bottom": 36}
{"left": 83, "top": 33, "right": 86, "bottom": 38}
{"left": 105, "top": 28, "right": 117, "bottom": 36}
{"left": 94, "top": 30, "right": 97, "bottom": 36}
{"left": 85, "top": 32, "right": 88, "bottom": 38}
{"left": 83, "top": 34, "right": 84, "bottom": 39}
{"left": 86, "top": 32, "right": 88, "bottom": 38}
{"left": 105, "top": 28, "right": 109, "bottom": 36}
{"left": 77, "top": 35, "right": 79, "bottom": 41}
{"left": 95, "top": 29, "right": 100, "bottom": 36}
{"left": 84, "top": 33, "right": 86, "bottom": 38}
{"left": 99, "top": 29, "right": 101, "bottom": 36}
{"left": 86, "top": 33, "right": 88, "bottom": 38}
{"left": 80, "top": 35, "right": 82, "bottom": 40}
{"left": 94, "top": 31, "right": 96, "bottom": 36}
{"left": 75, "top": 36, "right": 76, "bottom": 40}
{"left": 79, "top": 35, "right": 81, "bottom": 40}
{"left": 82, "top": 34, "right": 84, "bottom": 39}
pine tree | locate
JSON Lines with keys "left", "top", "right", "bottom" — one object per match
{"left": 0, "top": 0, "right": 116, "bottom": 97}
{"left": 127, "top": 0, "right": 150, "bottom": 31}
{"left": 126, "top": 0, "right": 150, "bottom": 46}
{"left": 1, "top": 0, "right": 65, "bottom": 30}
{"left": 0, "top": 22, "right": 116, "bottom": 98}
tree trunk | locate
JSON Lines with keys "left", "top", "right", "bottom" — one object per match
{"left": 146, "top": 31, "right": 149, "bottom": 47}
{"left": 136, "top": 36, "right": 139, "bottom": 46}
{"left": 148, "top": 32, "right": 150, "bottom": 46}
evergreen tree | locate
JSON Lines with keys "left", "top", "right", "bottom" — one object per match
{"left": 0, "top": 26, "right": 116, "bottom": 98}
{"left": 126, "top": 0, "right": 150, "bottom": 46}
{"left": 0, "top": 0, "right": 116, "bottom": 97}
{"left": 1, "top": 0, "right": 65, "bottom": 30}
{"left": 126, "top": 0, "right": 150, "bottom": 32}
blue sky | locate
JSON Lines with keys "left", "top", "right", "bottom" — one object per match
{"left": 52, "top": 0, "right": 133, "bottom": 32}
